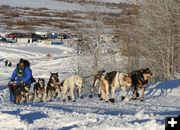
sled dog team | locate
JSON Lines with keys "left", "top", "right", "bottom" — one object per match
{"left": 89, "top": 68, "right": 152, "bottom": 102}
{"left": 8, "top": 59, "right": 152, "bottom": 104}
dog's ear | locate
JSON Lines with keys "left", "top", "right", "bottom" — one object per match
{"left": 42, "top": 79, "right": 45, "bottom": 85}
{"left": 75, "top": 75, "right": 80, "bottom": 81}
{"left": 102, "top": 70, "right": 105, "bottom": 73}
{"left": 123, "top": 75, "right": 127, "bottom": 80}
{"left": 139, "top": 68, "right": 144, "bottom": 72}
{"left": 145, "top": 68, "right": 149, "bottom": 71}
{"left": 56, "top": 72, "right": 58, "bottom": 76}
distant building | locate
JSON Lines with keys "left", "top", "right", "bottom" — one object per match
{"left": 17, "top": 38, "right": 32, "bottom": 43}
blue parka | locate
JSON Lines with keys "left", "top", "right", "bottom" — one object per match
{"left": 11, "top": 66, "right": 32, "bottom": 85}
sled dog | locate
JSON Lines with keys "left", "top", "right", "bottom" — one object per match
{"left": 100, "top": 71, "right": 132, "bottom": 103}
{"left": 62, "top": 75, "right": 83, "bottom": 102}
{"left": 33, "top": 78, "right": 45, "bottom": 102}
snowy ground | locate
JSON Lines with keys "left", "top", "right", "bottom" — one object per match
{"left": 0, "top": 42, "right": 180, "bottom": 130}
{"left": 0, "top": 0, "right": 120, "bottom": 12}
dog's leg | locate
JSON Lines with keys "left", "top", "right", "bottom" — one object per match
{"left": 121, "top": 87, "right": 127, "bottom": 101}
{"left": 46, "top": 88, "right": 49, "bottom": 101}
{"left": 100, "top": 88, "right": 105, "bottom": 100}
{"left": 94, "top": 79, "right": 101, "bottom": 98}
{"left": 105, "top": 83, "right": 109, "bottom": 102}
{"left": 89, "top": 87, "right": 93, "bottom": 98}
{"left": 48, "top": 89, "right": 53, "bottom": 102}
{"left": 109, "top": 86, "right": 115, "bottom": 103}
{"left": 49, "top": 90, "right": 53, "bottom": 102}
{"left": 15, "top": 96, "right": 19, "bottom": 104}
{"left": 47, "top": 89, "right": 51, "bottom": 102}
{"left": 139, "top": 87, "right": 145, "bottom": 101}
{"left": 37, "top": 92, "right": 40, "bottom": 101}
{"left": 40, "top": 93, "right": 43, "bottom": 102}
{"left": 132, "top": 86, "right": 138, "bottom": 100}
{"left": 34, "top": 89, "right": 38, "bottom": 101}
{"left": 25, "top": 95, "right": 28, "bottom": 103}
{"left": 54, "top": 87, "right": 60, "bottom": 99}
{"left": 98, "top": 84, "right": 101, "bottom": 98}
{"left": 34, "top": 89, "right": 36, "bottom": 101}
{"left": 100, "top": 81, "right": 105, "bottom": 100}
{"left": 28, "top": 92, "right": 34, "bottom": 102}
{"left": 89, "top": 78, "right": 96, "bottom": 98}
{"left": 33, "top": 86, "right": 36, "bottom": 101}
{"left": 67, "top": 92, "right": 71, "bottom": 101}
{"left": 62, "top": 83, "right": 68, "bottom": 102}
{"left": 15, "top": 95, "right": 21, "bottom": 104}
{"left": 78, "top": 87, "right": 83, "bottom": 99}
{"left": 42, "top": 90, "right": 46, "bottom": 102}
{"left": 15, "top": 89, "right": 21, "bottom": 104}
{"left": 58, "top": 86, "right": 63, "bottom": 100}
{"left": 70, "top": 87, "right": 75, "bottom": 102}
{"left": 39, "top": 94, "right": 43, "bottom": 102}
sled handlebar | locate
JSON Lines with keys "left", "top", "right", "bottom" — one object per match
{"left": 8, "top": 81, "right": 24, "bottom": 86}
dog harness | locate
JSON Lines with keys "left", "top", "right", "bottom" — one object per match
{"left": 138, "top": 75, "right": 148, "bottom": 86}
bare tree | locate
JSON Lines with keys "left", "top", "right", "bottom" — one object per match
{"left": 134, "top": 0, "right": 180, "bottom": 80}
{"left": 74, "top": 0, "right": 107, "bottom": 77}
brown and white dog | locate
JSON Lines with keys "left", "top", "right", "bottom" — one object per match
{"left": 33, "top": 78, "right": 45, "bottom": 102}
{"left": 15, "top": 84, "right": 34, "bottom": 103}
{"left": 46, "top": 72, "right": 60, "bottom": 101}
{"left": 62, "top": 75, "right": 83, "bottom": 102}
{"left": 100, "top": 71, "right": 132, "bottom": 103}
{"left": 131, "top": 68, "right": 152, "bottom": 101}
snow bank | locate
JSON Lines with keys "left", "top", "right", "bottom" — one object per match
{"left": 0, "top": 0, "right": 120, "bottom": 12}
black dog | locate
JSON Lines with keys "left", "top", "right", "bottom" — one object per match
{"left": 33, "top": 78, "right": 45, "bottom": 102}
{"left": 131, "top": 68, "right": 152, "bottom": 101}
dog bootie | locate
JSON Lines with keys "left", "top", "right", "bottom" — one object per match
{"left": 121, "top": 96, "right": 125, "bottom": 101}
{"left": 136, "top": 92, "right": 140, "bottom": 97}
{"left": 140, "top": 98, "right": 144, "bottom": 102}
{"left": 100, "top": 98, "right": 103, "bottom": 100}
{"left": 89, "top": 95, "right": 93, "bottom": 98}
{"left": 98, "top": 94, "right": 101, "bottom": 98}
{"left": 131, "top": 96, "right": 137, "bottom": 100}
{"left": 109, "top": 98, "right": 115, "bottom": 103}
{"left": 68, "top": 96, "right": 71, "bottom": 101}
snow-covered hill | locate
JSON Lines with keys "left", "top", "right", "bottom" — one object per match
{"left": 0, "top": 42, "right": 180, "bottom": 130}
{"left": 0, "top": 0, "right": 121, "bottom": 12}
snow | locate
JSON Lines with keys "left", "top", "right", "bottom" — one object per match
{"left": 101, "top": 0, "right": 134, "bottom": 4}
{"left": 0, "top": 0, "right": 120, "bottom": 13}
{"left": 0, "top": 42, "right": 180, "bottom": 129}
{"left": 0, "top": 0, "right": 83, "bottom": 11}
